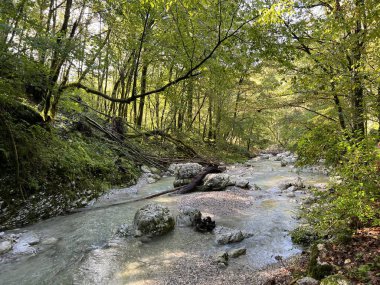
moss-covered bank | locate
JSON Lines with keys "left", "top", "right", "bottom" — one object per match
{"left": 0, "top": 96, "right": 139, "bottom": 229}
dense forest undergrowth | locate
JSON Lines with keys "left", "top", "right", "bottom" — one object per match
{"left": 1, "top": 0, "right": 380, "bottom": 283}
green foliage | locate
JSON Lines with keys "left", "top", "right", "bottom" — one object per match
{"left": 303, "top": 137, "right": 380, "bottom": 238}
{"left": 350, "top": 256, "right": 380, "bottom": 283}
{"left": 290, "top": 225, "right": 319, "bottom": 246}
{"left": 296, "top": 125, "right": 344, "bottom": 166}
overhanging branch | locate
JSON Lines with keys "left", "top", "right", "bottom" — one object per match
{"left": 62, "top": 14, "right": 259, "bottom": 104}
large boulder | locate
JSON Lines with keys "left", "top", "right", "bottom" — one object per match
{"left": 176, "top": 206, "right": 201, "bottom": 227}
{"left": 202, "top": 173, "right": 231, "bottom": 191}
{"left": 170, "top": 163, "right": 203, "bottom": 179}
{"left": 230, "top": 176, "right": 250, "bottom": 189}
{"left": 169, "top": 163, "right": 203, "bottom": 187}
{"left": 214, "top": 226, "right": 253, "bottom": 245}
{"left": 279, "top": 177, "right": 305, "bottom": 191}
{"left": 133, "top": 203, "right": 175, "bottom": 237}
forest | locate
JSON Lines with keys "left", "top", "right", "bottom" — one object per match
{"left": 0, "top": 0, "right": 379, "bottom": 284}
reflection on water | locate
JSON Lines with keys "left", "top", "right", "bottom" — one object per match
{"left": 0, "top": 160, "right": 327, "bottom": 285}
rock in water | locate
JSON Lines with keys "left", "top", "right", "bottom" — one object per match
{"left": 202, "top": 173, "right": 231, "bottom": 191}
{"left": 133, "top": 203, "right": 175, "bottom": 237}
{"left": 21, "top": 232, "right": 40, "bottom": 245}
{"left": 230, "top": 176, "right": 250, "bottom": 189}
{"left": 213, "top": 251, "right": 228, "bottom": 266}
{"left": 0, "top": 240, "right": 12, "bottom": 254}
{"left": 229, "top": 247, "right": 247, "bottom": 258}
{"left": 141, "top": 165, "right": 152, "bottom": 173}
{"left": 194, "top": 216, "right": 216, "bottom": 233}
{"left": 176, "top": 207, "right": 202, "bottom": 227}
{"left": 279, "top": 177, "right": 305, "bottom": 191}
{"left": 115, "top": 224, "right": 136, "bottom": 237}
{"left": 171, "top": 163, "right": 203, "bottom": 179}
{"left": 214, "top": 226, "right": 253, "bottom": 245}
{"left": 170, "top": 163, "right": 203, "bottom": 187}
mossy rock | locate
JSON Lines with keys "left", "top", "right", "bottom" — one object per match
{"left": 291, "top": 225, "right": 318, "bottom": 246}
{"left": 309, "top": 264, "right": 334, "bottom": 280}
{"left": 308, "top": 244, "right": 334, "bottom": 280}
{"left": 320, "top": 274, "right": 351, "bottom": 285}
{"left": 133, "top": 203, "right": 175, "bottom": 237}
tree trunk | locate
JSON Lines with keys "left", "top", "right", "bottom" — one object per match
{"left": 208, "top": 95, "right": 213, "bottom": 139}
{"left": 43, "top": 0, "right": 73, "bottom": 120}
{"left": 186, "top": 77, "right": 193, "bottom": 128}
{"left": 137, "top": 63, "right": 148, "bottom": 128}
{"left": 377, "top": 86, "right": 380, "bottom": 139}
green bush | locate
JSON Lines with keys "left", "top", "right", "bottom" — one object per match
{"left": 296, "top": 125, "right": 344, "bottom": 166}
{"left": 291, "top": 225, "right": 319, "bottom": 246}
{"left": 303, "top": 136, "right": 380, "bottom": 237}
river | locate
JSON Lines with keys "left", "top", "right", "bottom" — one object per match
{"left": 0, "top": 159, "right": 327, "bottom": 285}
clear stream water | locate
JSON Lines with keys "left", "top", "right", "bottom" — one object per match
{"left": 0, "top": 160, "right": 327, "bottom": 285}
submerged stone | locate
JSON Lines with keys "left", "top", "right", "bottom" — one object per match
{"left": 229, "top": 247, "right": 246, "bottom": 258}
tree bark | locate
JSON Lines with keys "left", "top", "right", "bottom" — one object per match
{"left": 137, "top": 63, "right": 148, "bottom": 128}
{"left": 43, "top": 0, "right": 73, "bottom": 120}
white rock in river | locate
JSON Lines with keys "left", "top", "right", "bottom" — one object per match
{"left": 18, "top": 232, "right": 40, "bottom": 246}
{"left": 0, "top": 240, "right": 12, "bottom": 254}
{"left": 146, "top": 177, "right": 157, "bottom": 184}
{"left": 229, "top": 247, "right": 247, "bottom": 258}
{"left": 230, "top": 176, "right": 250, "bottom": 189}
{"left": 133, "top": 203, "right": 175, "bottom": 237}
{"left": 169, "top": 163, "right": 203, "bottom": 179}
{"left": 176, "top": 206, "right": 201, "bottom": 227}
{"left": 278, "top": 177, "right": 304, "bottom": 191}
{"left": 213, "top": 251, "right": 228, "bottom": 265}
{"left": 203, "top": 173, "right": 231, "bottom": 191}
{"left": 141, "top": 165, "right": 152, "bottom": 173}
{"left": 41, "top": 237, "right": 58, "bottom": 245}
{"left": 214, "top": 226, "right": 253, "bottom": 245}
{"left": 12, "top": 242, "right": 36, "bottom": 255}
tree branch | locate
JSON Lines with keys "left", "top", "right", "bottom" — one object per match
{"left": 62, "top": 14, "right": 259, "bottom": 104}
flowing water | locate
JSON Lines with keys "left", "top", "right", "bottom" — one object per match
{"left": 0, "top": 160, "right": 327, "bottom": 285}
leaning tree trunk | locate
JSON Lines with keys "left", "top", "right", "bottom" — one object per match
{"left": 43, "top": 0, "right": 73, "bottom": 120}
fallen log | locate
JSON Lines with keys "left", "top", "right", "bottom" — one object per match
{"left": 68, "top": 164, "right": 223, "bottom": 213}
{"left": 175, "top": 165, "right": 222, "bottom": 194}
